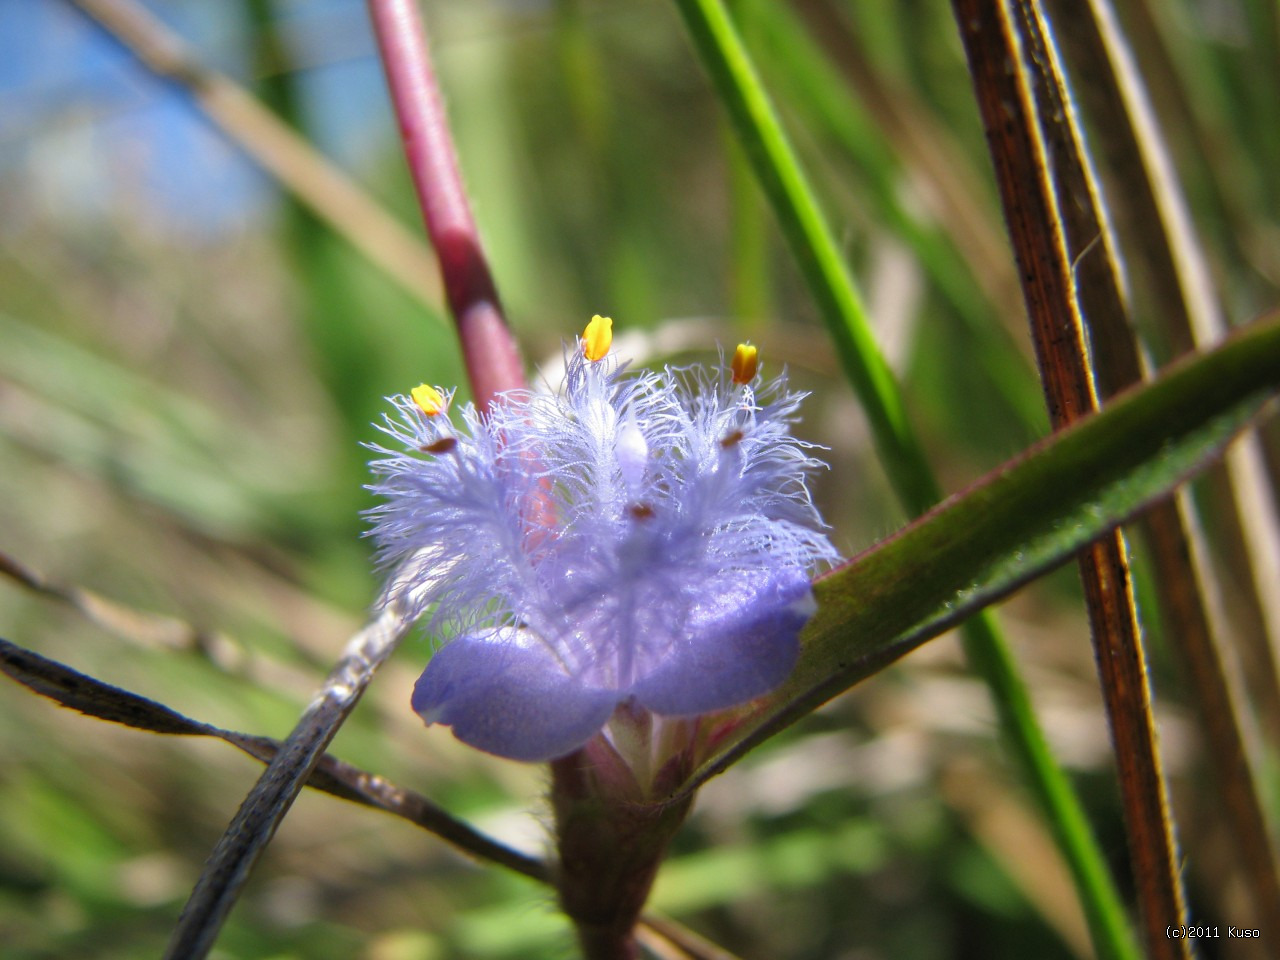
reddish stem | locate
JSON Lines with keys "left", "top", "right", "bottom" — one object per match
{"left": 366, "top": 0, "right": 526, "bottom": 410}
{"left": 551, "top": 749, "right": 692, "bottom": 960}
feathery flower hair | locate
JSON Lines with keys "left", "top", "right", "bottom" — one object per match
{"left": 366, "top": 316, "right": 838, "bottom": 762}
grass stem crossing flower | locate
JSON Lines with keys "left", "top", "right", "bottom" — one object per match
{"left": 367, "top": 318, "right": 838, "bottom": 761}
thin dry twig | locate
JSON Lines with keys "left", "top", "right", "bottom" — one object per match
{"left": 1046, "top": 0, "right": 1280, "bottom": 942}
{"left": 0, "top": 630, "right": 738, "bottom": 956}
{"left": 68, "top": 0, "right": 444, "bottom": 315}
{"left": 0, "top": 635, "right": 550, "bottom": 882}
{"left": 636, "top": 915, "right": 746, "bottom": 960}
{"left": 1055, "top": 0, "right": 1280, "bottom": 734}
{"left": 162, "top": 603, "right": 413, "bottom": 960}
{"left": 950, "top": 2, "right": 1187, "bottom": 955}
{"left": 0, "top": 546, "right": 359, "bottom": 711}
{"left": 0, "top": 548, "right": 241, "bottom": 664}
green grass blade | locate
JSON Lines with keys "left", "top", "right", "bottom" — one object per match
{"left": 745, "top": 0, "right": 1045, "bottom": 434}
{"left": 670, "top": 2, "right": 1143, "bottom": 956}
{"left": 672, "top": 0, "right": 934, "bottom": 514}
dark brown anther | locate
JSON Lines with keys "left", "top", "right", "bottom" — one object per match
{"left": 719, "top": 429, "right": 744, "bottom": 449}
{"left": 629, "top": 503, "right": 655, "bottom": 521}
{"left": 420, "top": 436, "right": 458, "bottom": 454}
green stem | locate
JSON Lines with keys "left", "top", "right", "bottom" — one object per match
{"left": 958, "top": 618, "right": 1139, "bottom": 960}
{"left": 669, "top": 1, "right": 1138, "bottom": 957}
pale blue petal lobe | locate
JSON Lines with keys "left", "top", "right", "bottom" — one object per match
{"left": 412, "top": 633, "right": 618, "bottom": 762}
{"left": 631, "top": 572, "right": 814, "bottom": 716}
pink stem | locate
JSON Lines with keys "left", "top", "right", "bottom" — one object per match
{"left": 366, "top": 0, "right": 526, "bottom": 410}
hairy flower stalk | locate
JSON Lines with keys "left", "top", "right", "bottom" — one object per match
{"left": 367, "top": 316, "right": 837, "bottom": 765}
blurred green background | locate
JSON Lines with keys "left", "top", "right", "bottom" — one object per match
{"left": 2, "top": 0, "right": 1277, "bottom": 957}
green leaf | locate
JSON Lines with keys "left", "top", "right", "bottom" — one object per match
{"left": 687, "top": 309, "right": 1280, "bottom": 787}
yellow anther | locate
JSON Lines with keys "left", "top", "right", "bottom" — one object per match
{"left": 411, "top": 383, "right": 447, "bottom": 416}
{"left": 731, "top": 342, "right": 758, "bottom": 384}
{"left": 583, "top": 314, "right": 613, "bottom": 362}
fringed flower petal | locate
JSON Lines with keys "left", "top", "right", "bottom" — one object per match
{"left": 369, "top": 320, "right": 839, "bottom": 762}
{"left": 411, "top": 630, "right": 619, "bottom": 762}
{"left": 630, "top": 571, "right": 815, "bottom": 716}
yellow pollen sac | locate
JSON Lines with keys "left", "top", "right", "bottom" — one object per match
{"left": 582, "top": 314, "right": 614, "bottom": 362}
{"left": 411, "top": 383, "right": 447, "bottom": 416}
{"left": 731, "top": 342, "right": 759, "bottom": 384}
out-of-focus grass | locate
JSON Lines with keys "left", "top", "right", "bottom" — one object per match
{"left": 1, "top": 1, "right": 1276, "bottom": 958}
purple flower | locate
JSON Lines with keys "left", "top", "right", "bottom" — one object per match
{"left": 366, "top": 317, "right": 838, "bottom": 762}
